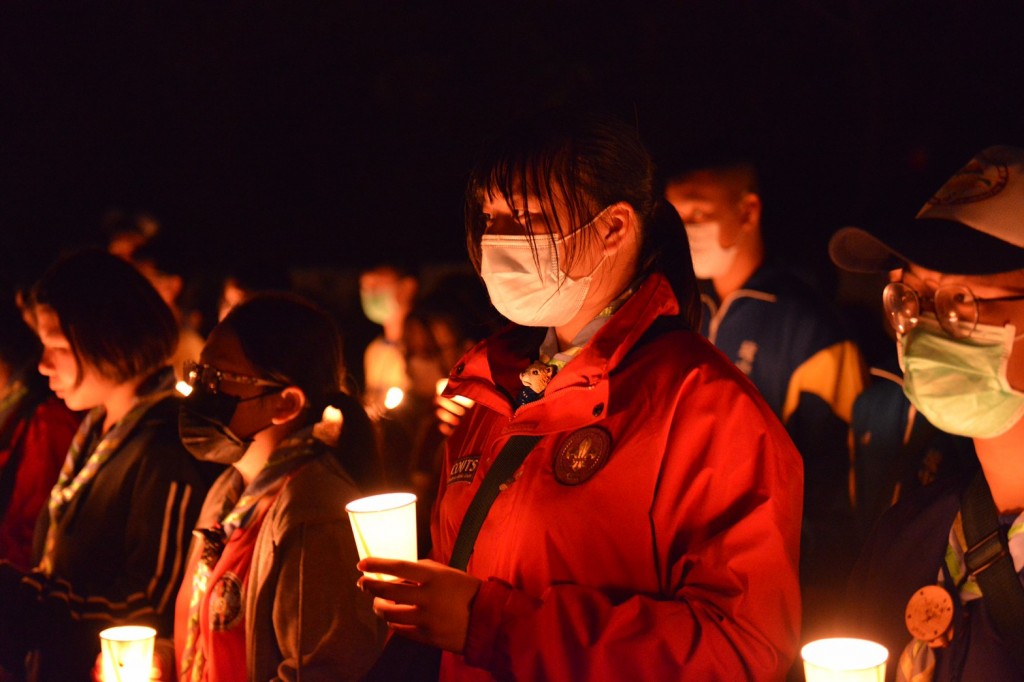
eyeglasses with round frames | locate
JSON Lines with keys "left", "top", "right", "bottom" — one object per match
{"left": 183, "top": 360, "right": 287, "bottom": 395}
{"left": 882, "top": 281, "right": 1024, "bottom": 339}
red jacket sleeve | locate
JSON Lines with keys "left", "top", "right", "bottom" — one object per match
{"left": 0, "top": 399, "right": 79, "bottom": 571}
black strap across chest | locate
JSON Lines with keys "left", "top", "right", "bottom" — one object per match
{"left": 959, "top": 471, "right": 1024, "bottom": 668}
{"left": 448, "top": 434, "right": 541, "bottom": 571}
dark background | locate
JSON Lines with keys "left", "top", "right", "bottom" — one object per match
{"left": 2, "top": 1, "right": 1023, "bottom": 291}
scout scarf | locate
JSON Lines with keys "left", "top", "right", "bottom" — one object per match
{"left": 896, "top": 508, "right": 1024, "bottom": 681}
{"left": 37, "top": 373, "right": 176, "bottom": 576}
{"left": 179, "top": 433, "right": 322, "bottom": 682}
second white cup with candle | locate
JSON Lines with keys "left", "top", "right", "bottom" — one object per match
{"left": 99, "top": 625, "right": 156, "bottom": 682}
{"left": 801, "top": 637, "right": 888, "bottom": 682}
{"left": 346, "top": 492, "right": 418, "bottom": 581}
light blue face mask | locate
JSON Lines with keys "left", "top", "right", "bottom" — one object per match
{"left": 360, "top": 289, "right": 398, "bottom": 325}
{"left": 899, "top": 315, "right": 1024, "bottom": 439}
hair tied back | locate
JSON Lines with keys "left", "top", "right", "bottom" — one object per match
{"left": 312, "top": 404, "right": 344, "bottom": 447}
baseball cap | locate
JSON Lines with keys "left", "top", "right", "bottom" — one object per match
{"left": 830, "top": 146, "right": 1024, "bottom": 275}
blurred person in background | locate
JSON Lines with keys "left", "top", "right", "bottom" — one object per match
{"left": 102, "top": 208, "right": 160, "bottom": 261}
{"left": 376, "top": 271, "right": 502, "bottom": 555}
{"left": 359, "top": 262, "right": 418, "bottom": 418}
{"left": 833, "top": 146, "right": 1024, "bottom": 680}
{"left": 846, "top": 308, "right": 978, "bottom": 541}
{"left": 665, "top": 156, "right": 867, "bottom": 635}
{"left": 0, "top": 295, "right": 80, "bottom": 572}
{"left": 217, "top": 258, "right": 293, "bottom": 323}
{"left": 0, "top": 249, "right": 218, "bottom": 681}
{"left": 130, "top": 234, "right": 206, "bottom": 381}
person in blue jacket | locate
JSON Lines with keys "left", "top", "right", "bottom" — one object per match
{"left": 665, "top": 157, "right": 867, "bottom": 632}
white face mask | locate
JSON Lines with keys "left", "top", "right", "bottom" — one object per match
{"left": 684, "top": 221, "right": 738, "bottom": 279}
{"left": 480, "top": 212, "right": 607, "bottom": 328}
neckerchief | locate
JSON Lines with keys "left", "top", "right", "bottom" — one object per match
{"left": 179, "top": 432, "right": 322, "bottom": 682}
{"left": 896, "top": 508, "right": 1024, "bottom": 681}
{"left": 37, "top": 371, "right": 176, "bottom": 577}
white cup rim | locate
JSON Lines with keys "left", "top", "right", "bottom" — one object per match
{"left": 345, "top": 492, "right": 417, "bottom": 514}
{"left": 99, "top": 625, "right": 157, "bottom": 643}
{"left": 801, "top": 637, "right": 888, "bottom": 670}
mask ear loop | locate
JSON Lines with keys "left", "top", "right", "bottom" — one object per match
{"left": 553, "top": 205, "right": 614, "bottom": 287}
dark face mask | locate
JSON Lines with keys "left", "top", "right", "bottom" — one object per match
{"left": 178, "top": 389, "right": 276, "bottom": 465}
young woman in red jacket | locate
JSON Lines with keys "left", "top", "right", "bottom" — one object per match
{"left": 359, "top": 109, "right": 805, "bottom": 681}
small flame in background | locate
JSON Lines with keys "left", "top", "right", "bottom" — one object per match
{"left": 384, "top": 386, "right": 405, "bottom": 410}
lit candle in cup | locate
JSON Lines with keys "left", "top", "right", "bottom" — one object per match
{"left": 801, "top": 638, "right": 888, "bottom": 682}
{"left": 346, "top": 492, "right": 418, "bottom": 581}
{"left": 99, "top": 625, "right": 156, "bottom": 682}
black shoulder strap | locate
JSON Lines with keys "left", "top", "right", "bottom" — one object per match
{"left": 448, "top": 434, "right": 542, "bottom": 571}
{"left": 960, "top": 471, "right": 1024, "bottom": 668}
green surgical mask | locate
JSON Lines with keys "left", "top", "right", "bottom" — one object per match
{"left": 361, "top": 290, "right": 398, "bottom": 325}
{"left": 899, "top": 315, "right": 1024, "bottom": 439}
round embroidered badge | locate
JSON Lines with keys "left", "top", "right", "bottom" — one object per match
{"left": 925, "top": 157, "right": 1009, "bottom": 206}
{"left": 904, "top": 584, "right": 954, "bottom": 647}
{"left": 210, "top": 571, "right": 244, "bottom": 631}
{"left": 554, "top": 427, "right": 612, "bottom": 485}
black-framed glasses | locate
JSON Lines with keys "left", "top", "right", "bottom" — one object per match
{"left": 882, "top": 281, "right": 1024, "bottom": 339}
{"left": 183, "top": 360, "right": 287, "bottom": 395}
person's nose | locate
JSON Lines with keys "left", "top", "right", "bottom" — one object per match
{"left": 38, "top": 349, "right": 55, "bottom": 377}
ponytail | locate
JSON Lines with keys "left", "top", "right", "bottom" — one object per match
{"left": 639, "top": 199, "right": 702, "bottom": 331}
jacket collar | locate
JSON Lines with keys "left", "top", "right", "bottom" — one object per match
{"left": 444, "top": 272, "right": 681, "bottom": 416}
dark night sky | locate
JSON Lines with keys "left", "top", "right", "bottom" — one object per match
{"left": 2, "top": 1, "right": 1023, "bottom": 290}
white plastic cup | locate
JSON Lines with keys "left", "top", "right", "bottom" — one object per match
{"left": 99, "top": 625, "right": 156, "bottom": 682}
{"left": 346, "top": 492, "right": 418, "bottom": 581}
{"left": 801, "top": 638, "right": 888, "bottom": 682}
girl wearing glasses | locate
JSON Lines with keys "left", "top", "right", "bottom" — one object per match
{"left": 357, "top": 109, "right": 804, "bottom": 680}
{"left": 0, "top": 249, "right": 217, "bottom": 682}
{"left": 832, "top": 146, "right": 1024, "bottom": 680}
{"left": 173, "top": 293, "right": 386, "bottom": 681}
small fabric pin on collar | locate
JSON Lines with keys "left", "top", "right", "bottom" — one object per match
{"left": 517, "top": 361, "right": 556, "bottom": 406}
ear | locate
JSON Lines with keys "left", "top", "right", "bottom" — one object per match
{"left": 598, "top": 202, "right": 638, "bottom": 257}
{"left": 738, "top": 193, "right": 762, "bottom": 234}
{"left": 272, "top": 386, "right": 308, "bottom": 425}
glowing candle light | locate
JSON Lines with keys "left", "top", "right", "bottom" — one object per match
{"left": 346, "top": 492, "right": 417, "bottom": 581}
{"left": 801, "top": 638, "right": 888, "bottom": 682}
{"left": 175, "top": 380, "right": 193, "bottom": 397}
{"left": 383, "top": 386, "right": 404, "bottom": 410}
{"left": 99, "top": 625, "right": 156, "bottom": 682}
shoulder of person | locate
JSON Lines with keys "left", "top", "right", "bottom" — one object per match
{"left": 874, "top": 474, "right": 967, "bottom": 536}
{"left": 32, "top": 394, "right": 80, "bottom": 423}
{"left": 627, "top": 323, "right": 737, "bottom": 380}
{"left": 124, "top": 395, "right": 223, "bottom": 483}
{"left": 269, "top": 452, "right": 362, "bottom": 527}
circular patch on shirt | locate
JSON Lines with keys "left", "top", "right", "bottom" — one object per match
{"left": 210, "top": 571, "right": 244, "bottom": 632}
{"left": 905, "top": 585, "right": 954, "bottom": 645}
{"left": 554, "top": 427, "right": 612, "bottom": 485}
